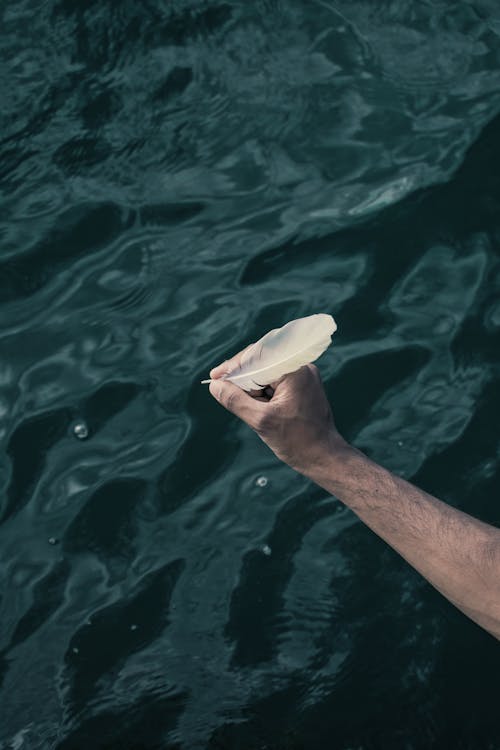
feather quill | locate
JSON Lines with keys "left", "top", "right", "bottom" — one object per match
{"left": 202, "top": 313, "right": 337, "bottom": 391}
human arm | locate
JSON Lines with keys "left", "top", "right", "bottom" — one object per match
{"left": 208, "top": 358, "right": 500, "bottom": 640}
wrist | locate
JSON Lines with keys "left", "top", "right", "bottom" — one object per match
{"left": 293, "top": 431, "right": 355, "bottom": 484}
{"left": 303, "top": 441, "right": 392, "bottom": 513}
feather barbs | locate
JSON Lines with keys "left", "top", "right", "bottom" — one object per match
{"left": 202, "top": 313, "right": 336, "bottom": 391}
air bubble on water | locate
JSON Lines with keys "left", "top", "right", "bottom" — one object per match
{"left": 73, "top": 421, "right": 89, "bottom": 440}
{"left": 72, "top": 647, "right": 79, "bottom": 654}
{"left": 130, "top": 624, "right": 138, "bottom": 631}
{"left": 256, "top": 476, "right": 268, "bottom": 488}
{"left": 397, "top": 440, "right": 404, "bottom": 447}
{"left": 48, "top": 537, "right": 58, "bottom": 545}
{"left": 262, "top": 544, "right": 272, "bottom": 556}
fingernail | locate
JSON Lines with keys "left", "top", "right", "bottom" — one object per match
{"left": 210, "top": 360, "right": 228, "bottom": 378}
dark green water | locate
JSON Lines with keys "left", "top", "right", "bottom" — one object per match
{"left": 1, "top": 1, "right": 500, "bottom": 748}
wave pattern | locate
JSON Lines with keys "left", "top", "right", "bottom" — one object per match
{"left": 1, "top": 1, "right": 500, "bottom": 748}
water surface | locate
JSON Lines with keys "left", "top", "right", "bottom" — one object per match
{"left": 1, "top": 1, "right": 500, "bottom": 748}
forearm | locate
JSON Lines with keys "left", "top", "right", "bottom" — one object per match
{"left": 306, "top": 443, "right": 500, "bottom": 639}
{"left": 208, "top": 363, "right": 500, "bottom": 638}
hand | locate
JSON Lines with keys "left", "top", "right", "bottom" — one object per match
{"left": 208, "top": 350, "right": 348, "bottom": 476}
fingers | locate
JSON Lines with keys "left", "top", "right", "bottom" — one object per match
{"left": 272, "top": 363, "right": 320, "bottom": 394}
{"left": 209, "top": 378, "right": 266, "bottom": 428}
{"left": 209, "top": 344, "right": 254, "bottom": 379}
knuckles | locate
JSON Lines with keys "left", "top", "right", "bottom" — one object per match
{"left": 306, "top": 363, "right": 320, "bottom": 379}
{"left": 254, "top": 410, "right": 273, "bottom": 434}
{"left": 224, "top": 388, "right": 237, "bottom": 413}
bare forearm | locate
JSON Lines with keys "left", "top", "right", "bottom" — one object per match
{"left": 306, "top": 444, "right": 500, "bottom": 639}
{"left": 208, "top": 363, "right": 500, "bottom": 639}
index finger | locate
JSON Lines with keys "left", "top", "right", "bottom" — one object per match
{"left": 209, "top": 343, "right": 254, "bottom": 379}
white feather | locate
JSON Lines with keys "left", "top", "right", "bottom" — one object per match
{"left": 202, "top": 313, "right": 337, "bottom": 391}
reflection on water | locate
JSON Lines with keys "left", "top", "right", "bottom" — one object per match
{"left": 1, "top": 1, "right": 500, "bottom": 748}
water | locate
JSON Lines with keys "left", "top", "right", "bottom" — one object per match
{"left": 1, "top": 1, "right": 500, "bottom": 748}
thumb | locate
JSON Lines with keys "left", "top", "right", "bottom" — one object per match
{"left": 209, "top": 378, "right": 265, "bottom": 428}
